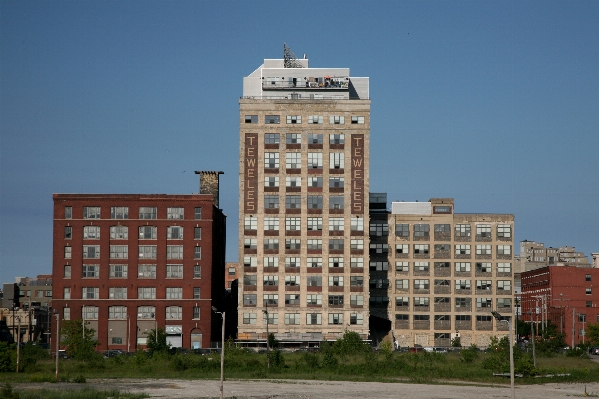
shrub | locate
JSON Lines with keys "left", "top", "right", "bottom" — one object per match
{"left": 0, "top": 342, "right": 14, "bottom": 372}
{"left": 73, "top": 374, "right": 87, "bottom": 383}
{"left": 460, "top": 344, "right": 479, "bottom": 363}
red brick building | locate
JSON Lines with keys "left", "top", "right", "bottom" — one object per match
{"left": 521, "top": 265, "right": 599, "bottom": 346}
{"left": 52, "top": 173, "right": 226, "bottom": 351}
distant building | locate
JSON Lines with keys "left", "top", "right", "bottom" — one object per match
{"left": 384, "top": 198, "right": 515, "bottom": 348}
{"left": 225, "top": 262, "right": 238, "bottom": 290}
{"left": 516, "top": 241, "right": 590, "bottom": 273}
{"left": 521, "top": 265, "right": 599, "bottom": 346}
{"left": 51, "top": 172, "right": 226, "bottom": 351}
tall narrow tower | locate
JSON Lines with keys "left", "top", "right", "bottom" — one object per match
{"left": 238, "top": 45, "right": 371, "bottom": 345}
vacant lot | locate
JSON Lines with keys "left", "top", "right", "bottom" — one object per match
{"left": 14, "top": 379, "right": 599, "bottom": 399}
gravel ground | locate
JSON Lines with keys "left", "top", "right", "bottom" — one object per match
{"left": 14, "top": 378, "right": 599, "bottom": 399}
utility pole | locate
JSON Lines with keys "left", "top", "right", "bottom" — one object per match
{"left": 263, "top": 302, "right": 270, "bottom": 369}
{"left": 16, "top": 317, "right": 21, "bottom": 373}
{"left": 55, "top": 313, "right": 60, "bottom": 382}
{"left": 572, "top": 307, "right": 576, "bottom": 348}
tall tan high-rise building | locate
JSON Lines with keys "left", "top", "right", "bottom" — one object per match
{"left": 238, "top": 46, "right": 370, "bottom": 346}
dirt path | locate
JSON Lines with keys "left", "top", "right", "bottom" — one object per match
{"left": 14, "top": 378, "right": 599, "bottom": 398}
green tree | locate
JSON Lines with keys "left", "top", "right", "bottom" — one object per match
{"left": 146, "top": 328, "right": 170, "bottom": 354}
{"left": 0, "top": 342, "right": 15, "bottom": 372}
{"left": 332, "top": 330, "right": 369, "bottom": 355}
{"left": 586, "top": 323, "right": 599, "bottom": 346}
{"left": 60, "top": 319, "right": 99, "bottom": 361}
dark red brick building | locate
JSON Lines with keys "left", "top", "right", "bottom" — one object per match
{"left": 521, "top": 265, "right": 599, "bottom": 346}
{"left": 52, "top": 172, "right": 226, "bottom": 351}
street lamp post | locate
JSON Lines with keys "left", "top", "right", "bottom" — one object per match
{"left": 263, "top": 302, "right": 270, "bottom": 369}
{"left": 212, "top": 307, "right": 225, "bottom": 399}
{"left": 16, "top": 316, "right": 21, "bottom": 373}
{"left": 492, "top": 311, "right": 515, "bottom": 399}
{"left": 55, "top": 312, "right": 60, "bottom": 382}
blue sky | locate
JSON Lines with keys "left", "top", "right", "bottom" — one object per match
{"left": 1, "top": 1, "right": 598, "bottom": 283}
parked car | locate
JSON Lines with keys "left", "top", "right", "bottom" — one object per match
{"left": 103, "top": 349, "right": 123, "bottom": 358}
{"left": 589, "top": 347, "right": 599, "bottom": 355}
{"left": 408, "top": 347, "right": 423, "bottom": 353}
{"left": 433, "top": 347, "right": 448, "bottom": 353}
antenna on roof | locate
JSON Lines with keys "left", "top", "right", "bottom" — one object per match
{"left": 284, "top": 43, "right": 305, "bottom": 68}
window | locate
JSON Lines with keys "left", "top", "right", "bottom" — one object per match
{"left": 396, "top": 244, "right": 409, "bottom": 254}
{"left": 307, "top": 239, "right": 322, "bottom": 250}
{"left": 110, "top": 245, "right": 128, "bottom": 259}
{"left": 329, "top": 257, "right": 344, "bottom": 268}
{"left": 455, "top": 262, "right": 471, "bottom": 272}
{"left": 434, "top": 224, "right": 450, "bottom": 233}
{"left": 82, "top": 306, "right": 98, "bottom": 320}
{"left": 139, "top": 207, "right": 157, "bottom": 219}
{"left": 329, "top": 196, "right": 344, "bottom": 210}
{"left": 264, "top": 176, "right": 279, "bottom": 187}
{"left": 476, "top": 245, "right": 492, "bottom": 255}
{"left": 497, "top": 280, "right": 511, "bottom": 291}
{"left": 286, "top": 115, "right": 301, "bottom": 124}
{"left": 329, "top": 177, "right": 344, "bottom": 188}
{"left": 263, "top": 294, "right": 278, "bottom": 306}
{"left": 285, "top": 275, "right": 299, "bottom": 286}
{"left": 307, "top": 152, "right": 322, "bottom": 169}
{"left": 138, "top": 264, "right": 156, "bottom": 278}
{"left": 83, "top": 287, "right": 99, "bottom": 299}
{"left": 166, "top": 264, "right": 183, "bottom": 278}
{"left": 308, "top": 176, "right": 323, "bottom": 187}
{"left": 265, "top": 152, "right": 279, "bottom": 168}
{"left": 351, "top": 295, "right": 364, "bottom": 306}
{"left": 194, "top": 227, "right": 202, "bottom": 240}
{"left": 65, "top": 206, "right": 72, "bottom": 219}
{"left": 455, "top": 245, "right": 471, "bottom": 255}
{"left": 194, "top": 265, "right": 201, "bottom": 278}
{"left": 64, "top": 265, "right": 71, "bottom": 278}
{"left": 244, "top": 294, "right": 257, "bottom": 306}
{"left": 83, "top": 226, "right": 101, "bottom": 239}
{"left": 167, "top": 226, "right": 184, "bottom": 239}
{"left": 286, "top": 294, "right": 301, "bottom": 305}
{"left": 433, "top": 206, "right": 451, "bottom": 214}
{"left": 395, "top": 224, "right": 409, "bottom": 237}
{"left": 264, "top": 312, "right": 278, "bottom": 325}
{"left": 330, "top": 115, "right": 345, "bottom": 124}
{"left": 285, "top": 195, "right": 301, "bottom": 209}
{"left": 244, "top": 115, "right": 258, "bottom": 123}
{"left": 83, "top": 207, "right": 101, "bottom": 219}
{"left": 286, "top": 176, "right": 301, "bottom": 187}
{"left": 414, "top": 224, "right": 429, "bottom": 238}
{"left": 307, "top": 217, "right": 322, "bottom": 231}
{"left": 63, "top": 287, "right": 71, "bottom": 299}
{"left": 369, "top": 261, "right": 389, "bottom": 271}
{"left": 351, "top": 116, "right": 364, "bottom": 124}
{"left": 497, "top": 298, "right": 512, "bottom": 309}
{"left": 110, "top": 226, "right": 128, "bottom": 239}
{"left": 265, "top": 195, "right": 279, "bottom": 209}
{"left": 455, "top": 280, "right": 471, "bottom": 290}
{"left": 193, "top": 307, "right": 200, "bottom": 319}
{"left": 109, "top": 287, "right": 127, "bottom": 299}
{"left": 395, "top": 262, "right": 408, "bottom": 272}
{"left": 166, "top": 287, "right": 183, "bottom": 299}
{"left": 497, "top": 263, "right": 511, "bottom": 273}
{"left": 286, "top": 257, "right": 300, "bottom": 268}
{"left": 64, "top": 226, "right": 72, "bottom": 239}
{"left": 83, "top": 245, "right": 100, "bottom": 259}
{"left": 497, "top": 224, "right": 511, "bottom": 238}
{"left": 579, "top": 314, "right": 586, "bottom": 323}
{"left": 328, "top": 295, "right": 344, "bottom": 306}
{"left": 308, "top": 133, "right": 323, "bottom": 144}
{"left": 285, "top": 313, "right": 300, "bottom": 325}
{"left": 264, "top": 257, "right": 278, "bottom": 268}
{"left": 330, "top": 153, "right": 344, "bottom": 169}
{"left": 263, "top": 275, "right": 278, "bottom": 286}
{"left": 194, "top": 208, "right": 202, "bottom": 219}
{"left": 243, "top": 313, "right": 257, "bottom": 324}
{"left": 192, "top": 246, "right": 200, "bottom": 259}
{"left": 370, "top": 223, "right": 389, "bottom": 236}
{"left": 307, "top": 276, "right": 322, "bottom": 287}
{"left": 167, "top": 207, "right": 184, "bottom": 219}
{"left": 111, "top": 207, "right": 129, "bottom": 219}
{"left": 586, "top": 301, "right": 592, "bottom": 308}
{"left": 476, "top": 224, "right": 491, "bottom": 238}
{"left": 497, "top": 245, "right": 511, "bottom": 255}
{"left": 137, "top": 306, "right": 156, "bottom": 319}
{"left": 192, "top": 287, "right": 200, "bottom": 299}
{"left": 455, "top": 298, "right": 471, "bottom": 308}
{"left": 307, "top": 257, "right": 321, "bottom": 268}
{"left": 307, "top": 294, "right": 321, "bottom": 306}
{"left": 476, "top": 262, "right": 492, "bottom": 273}
{"left": 414, "top": 244, "right": 429, "bottom": 254}
{"left": 351, "top": 276, "right": 364, "bottom": 286}
{"left": 455, "top": 315, "right": 471, "bottom": 321}
{"left": 414, "top": 280, "right": 430, "bottom": 290}
{"left": 328, "top": 313, "right": 343, "bottom": 325}
{"left": 166, "top": 306, "right": 182, "bottom": 320}
{"left": 285, "top": 239, "right": 300, "bottom": 250}
{"left": 455, "top": 224, "right": 471, "bottom": 237}
{"left": 396, "top": 279, "right": 409, "bottom": 290}
{"left": 476, "top": 280, "right": 492, "bottom": 290}
{"left": 351, "top": 239, "right": 364, "bottom": 250}
{"left": 139, "top": 226, "right": 157, "bottom": 239}
{"left": 414, "top": 262, "right": 429, "bottom": 272}
{"left": 586, "top": 274, "right": 592, "bottom": 282}
{"left": 82, "top": 265, "right": 99, "bottom": 278}
{"left": 109, "top": 264, "right": 128, "bottom": 278}
{"left": 263, "top": 133, "right": 279, "bottom": 145}
{"left": 351, "top": 217, "right": 364, "bottom": 231}
{"left": 308, "top": 115, "right": 323, "bottom": 124}
{"left": 395, "top": 314, "right": 409, "bottom": 321}
{"left": 329, "top": 276, "right": 344, "bottom": 287}
{"left": 305, "top": 313, "right": 321, "bottom": 325}
{"left": 476, "top": 315, "right": 492, "bottom": 322}
{"left": 286, "top": 152, "right": 301, "bottom": 168}
{"left": 586, "top": 288, "right": 592, "bottom": 295}
{"left": 307, "top": 195, "right": 323, "bottom": 209}
{"left": 264, "top": 217, "right": 279, "bottom": 231}
{"left": 63, "top": 307, "right": 70, "bottom": 320}
{"left": 265, "top": 115, "right": 280, "bottom": 124}
{"left": 167, "top": 245, "right": 183, "bottom": 259}
{"left": 286, "top": 134, "right": 301, "bottom": 146}
{"left": 414, "top": 297, "right": 429, "bottom": 307}
{"left": 228, "top": 267, "right": 236, "bottom": 276}
{"left": 330, "top": 134, "right": 345, "bottom": 145}
{"left": 138, "top": 287, "right": 156, "bottom": 299}
{"left": 329, "top": 239, "right": 344, "bottom": 250}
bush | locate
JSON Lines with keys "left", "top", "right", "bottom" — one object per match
{"left": 73, "top": 374, "right": 87, "bottom": 383}
{"left": 0, "top": 342, "right": 14, "bottom": 373}
{"left": 1, "top": 383, "right": 19, "bottom": 399}
{"left": 460, "top": 344, "right": 479, "bottom": 363}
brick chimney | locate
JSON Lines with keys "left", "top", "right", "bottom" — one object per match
{"left": 195, "top": 171, "right": 224, "bottom": 208}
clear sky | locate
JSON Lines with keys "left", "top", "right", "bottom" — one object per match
{"left": 1, "top": 0, "right": 598, "bottom": 283}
